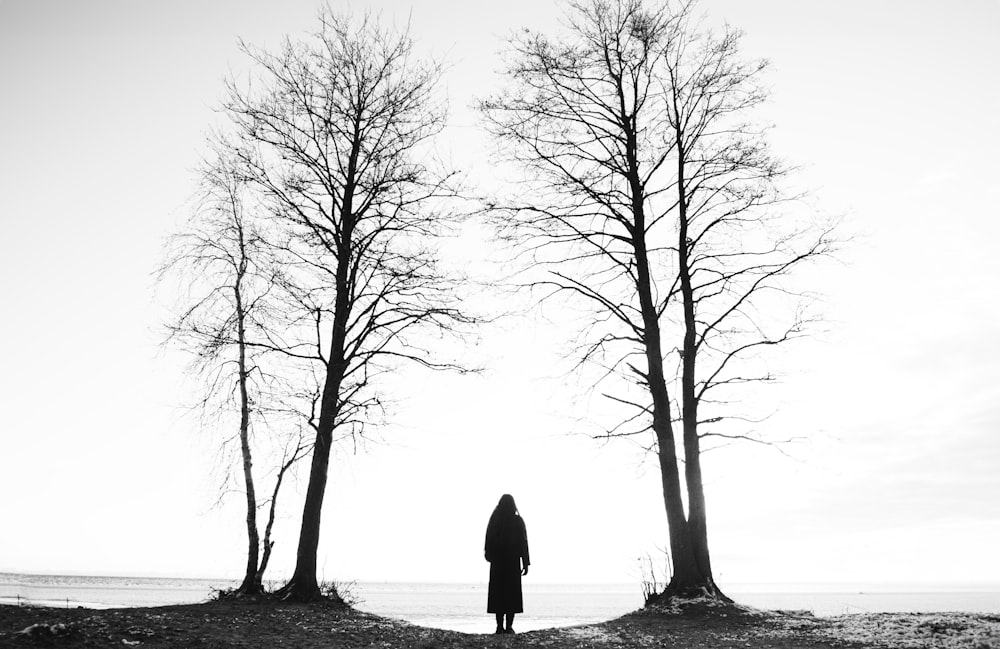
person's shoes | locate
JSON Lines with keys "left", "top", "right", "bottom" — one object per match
{"left": 495, "top": 626, "right": 504, "bottom": 634}
{"left": 505, "top": 627, "right": 515, "bottom": 634}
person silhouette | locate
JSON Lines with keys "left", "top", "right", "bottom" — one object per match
{"left": 484, "top": 494, "right": 530, "bottom": 634}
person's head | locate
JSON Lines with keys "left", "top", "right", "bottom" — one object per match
{"left": 496, "top": 494, "right": 517, "bottom": 516}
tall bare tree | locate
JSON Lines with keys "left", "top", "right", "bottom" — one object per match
{"left": 482, "top": 0, "right": 834, "bottom": 600}
{"left": 222, "top": 10, "right": 473, "bottom": 601}
{"left": 160, "top": 150, "right": 305, "bottom": 596}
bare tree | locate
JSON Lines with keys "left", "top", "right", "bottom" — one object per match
{"left": 482, "top": 0, "right": 835, "bottom": 600}
{"left": 159, "top": 150, "right": 306, "bottom": 596}
{"left": 222, "top": 9, "right": 473, "bottom": 601}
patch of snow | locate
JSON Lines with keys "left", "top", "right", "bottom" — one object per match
{"left": 820, "top": 612, "right": 999, "bottom": 649}
{"left": 563, "top": 625, "right": 621, "bottom": 642}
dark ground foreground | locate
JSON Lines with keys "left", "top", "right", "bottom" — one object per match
{"left": 1, "top": 597, "right": 998, "bottom": 649}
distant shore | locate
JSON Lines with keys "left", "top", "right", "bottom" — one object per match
{"left": 2, "top": 596, "right": 998, "bottom": 648}
{"left": 4, "top": 572, "right": 999, "bottom": 629}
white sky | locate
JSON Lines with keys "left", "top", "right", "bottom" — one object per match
{"left": 1, "top": 0, "right": 998, "bottom": 589}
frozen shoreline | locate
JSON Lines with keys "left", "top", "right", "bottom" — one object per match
{"left": 3, "top": 596, "right": 1000, "bottom": 649}
{"left": 2, "top": 573, "right": 997, "bottom": 633}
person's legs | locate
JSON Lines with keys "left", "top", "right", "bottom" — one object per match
{"left": 495, "top": 613, "right": 504, "bottom": 634}
{"left": 505, "top": 613, "right": 516, "bottom": 633}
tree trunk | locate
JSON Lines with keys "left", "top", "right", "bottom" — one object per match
{"left": 636, "top": 233, "right": 703, "bottom": 597}
{"left": 236, "top": 397, "right": 260, "bottom": 594}
{"left": 672, "top": 138, "right": 727, "bottom": 601}
{"left": 234, "top": 265, "right": 263, "bottom": 596}
{"left": 277, "top": 336, "right": 348, "bottom": 602}
{"left": 634, "top": 229, "right": 698, "bottom": 588}
{"left": 621, "top": 116, "right": 702, "bottom": 600}
{"left": 278, "top": 140, "right": 361, "bottom": 602}
{"left": 276, "top": 280, "right": 349, "bottom": 601}
{"left": 277, "top": 409, "right": 339, "bottom": 601}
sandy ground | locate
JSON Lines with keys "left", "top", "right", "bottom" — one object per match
{"left": 1, "top": 597, "right": 998, "bottom": 648}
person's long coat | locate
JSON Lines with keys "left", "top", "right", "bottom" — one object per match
{"left": 485, "top": 514, "right": 530, "bottom": 614}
